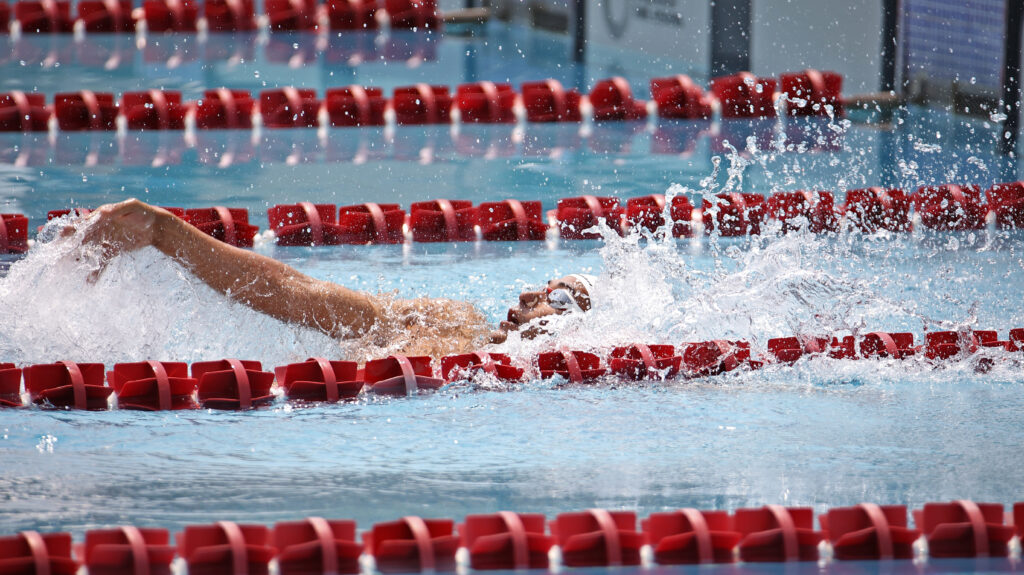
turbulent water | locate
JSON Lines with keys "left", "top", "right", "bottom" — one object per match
{"left": 2, "top": 113, "right": 1023, "bottom": 540}
{"left": 2, "top": 179, "right": 1023, "bottom": 387}
{"left": 0, "top": 220, "right": 345, "bottom": 365}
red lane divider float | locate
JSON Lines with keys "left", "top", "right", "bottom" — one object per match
{"left": 767, "top": 335, "right": 855, "bottom": 363}
{"left": 272, "top": 517, "right": 362, "bottom": 575}
{"left": 47, "top": 208, "right": 93, "bottom": 222}
{"left": 177, "top": 521, "right": 273, "bottom": 575}
{"left": 0, "top": 68, "right": 860, "bottom": 135}
{"left": 780, "top": 69, "right": 843, "bottom": 117}
{"left": 589, "top": 77, "right": 647, "bottom": 122}
{"left": 681, "top": 340, "right": 755, "bottom": 376}
{"left": 767, "top": 336, "right": 807, "bottom": 363}
{"left": 477, "top": 199, "right": 547, "bottom": 241}
{"left": 54, "top": 91, "right": 118, "bottom": 131}
{"left": 14, "top": 0, "right": 74, "bottom": 32}
{"left": 0, "top": 69, "right": 879, "bottom": 138}
{"left": 268, "top": 202, "right": 347, "bottom": 246}
{"left": 820, "top": 504, "right": 920, "bottom": 560}
{"left": 521, "top": 80, "right": 582, "bottom": 123}
{"left": 556, "top": 195, "right": 624, "bottom": 239}
{"left": 844, "top": 187, "right": 913, "bottom": 232}
{"left": 82, "top": 526, "right": 176, "bottom": 575}
{"left": 625, "top": 194, "right": 694, "bottom": 237}
{"left": 925, "top": 330, "right": 995, "bottom": 361}
{"left": 192, "top": 359, "right": 274, "bottom": 410}
{"left": 734, "top": 506, "right": 822, "bottom": 562}
{"left": 829, "top": 335, "right": 858, "bottom": 359}
{"left": 265, "top": 0, "right": 317, "bottom": 31}
{"left": 456, "top": 82, "right": 516, "bottom": 124}
{"left": 0, "top": 363, "right": 21, "bottom": 408}
{"left": 409, "top": 199, "right": 476, "bottom": 242}
{"left": 195, "top": 89, "right": 255, "bottom": 130}
{"left": 914, "top": 185, "right": 988, "bottom": 231}
{"left": 143, "top": 0, "right": 199, "bottom": 32}
{"left": 0, "top": 213, "right": 29, "bottom": 254}
{"left": 325, "top": 86, "right": 386, "bottom": 127}
{"left": 393, "top": 84, "right": 452, "bottom": 125}
{"left": 203, "top": 0, "right": 257, "bottom": 32}
{"left": 551, "top": 509, "right": 642, "bottom": 567}
{"left": 39, "top": 206, "right": 171, "bottom": 228}
{"left": 337, "top": 203, "right": 404, "bottom": 244}
{"left": 261, "top": 88, "right": 320, "bottom": 129}
{"left": 326, "top": 0, "right": 376, "bottom": 30}
{"left": 650, "top": 75, "right": 713, "bottom": 120}
{"left": 184, "top": 207, "right": 259, "bottom": 247}
{"left": 276, "top": 357, "right": 363, "bottom": 402}
{"left": 0, "top": 92, "right": 51, "bottom": 132}
{"left": 364, "top": 516, "right": 457, "bottom": 573}
{"left": 460, "top": 512, "right": 552, "bottom": 570}
{"left": 440, "top": 351, "right": 523, "bottom": 382}
{"left": 642, "top": 509, "right": 740, "bottom": 564}
{"left": 363, "top": 355, "right": 444, "bottom": 395}
{"left": 860, "top": 331, "right": 918, "bottom": 359}
{"left": 108, "top": 361, "right": 198, "bottom": 410}
{"left": 77, "top": 0, "right": 135, "bottom": 33}
{"left": 1011, "top": 328, "right": 1024, "bottom": 351}
{"left": 914, "top": 501, "right": 1014, "bottom": 558}
{"left": 987, "top": 181, "right": 1024, "bottom": 229}
{"left": 623, "top": 194, "right": 665, "bottom": 235}
{"left": 8, "top": 502, "right": 1024, "bottom": 570}
{"left": 765, "top": 190, "right": 839, "bottom": 234}
{"left": 20, "top": 183, "right": 1024, "bottom": 247}
{"left": 702, "top": 193, "right": 765, "bottom": 236}
{"left": 1016, "top": 503, "right": 1024, "bottom": 540}
{"left": 385, "top": 0, "right": 438, "bottom": 30}
{"left": 121, "top": 90, "right": 187, "bottom": 131}
{"left": 1, "top": 327, "right": 1022, "bottom": 409}
{"left": 974, "top": 330, "right": 1017, "bottom": 352}
{"left": 712, "top": 73, "right": 777, "bottom": 119}
{"left": 608, "top": 344, "right": 681, "bottom": 380}
{"left": 24, "top": 361, "right": 112, "bottom": 410}
{"left": 538, "top": 350, "right": 606, "bottom": 383}
{"left": 0, "top": 531, "right": 78, "bottom": 575}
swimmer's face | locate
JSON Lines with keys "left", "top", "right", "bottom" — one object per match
{"left": 490, "top": 275, "right": 592, "bottom": 343}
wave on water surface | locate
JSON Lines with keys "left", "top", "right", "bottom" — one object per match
{"left": 1, "top": 181, "right": 1023, "bottom": 388}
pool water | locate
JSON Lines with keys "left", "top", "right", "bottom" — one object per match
{"left": 1, "top": 20, "right": 1023, "bottom": 573}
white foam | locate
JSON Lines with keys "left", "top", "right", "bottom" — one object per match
{"left": 2, "top": 142, "right": 1021, "bottom": 377}
{"left": 0, "top": 216, "right": 339, "bottom": 366}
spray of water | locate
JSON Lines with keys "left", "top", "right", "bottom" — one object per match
{"left": 1, "top": 147, "right": 1021, "bottom": 385}
{"left": 0, "top": 218, "right": 341, "bottom": 365}
{"left": 490, "top": 126, "right": 1024, "bottom": 383}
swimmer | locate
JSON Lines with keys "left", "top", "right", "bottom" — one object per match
{"left": 69, "top": 199, "right": 595, "bottom": 356}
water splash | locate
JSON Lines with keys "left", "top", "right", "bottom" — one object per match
{"left": 1, "top": 175, "right": 1022, "bottom": 379}
{"left": 0, "top": 216, "right": 340, "bottom": 366}
{"left": 494, "top": 199, "right": 1023, "bottom": 384}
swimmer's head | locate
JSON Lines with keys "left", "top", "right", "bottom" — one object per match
{"left": 491, "top": 274, "right": 597, "bottom": 343}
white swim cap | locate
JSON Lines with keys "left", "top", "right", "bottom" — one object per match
{"left": 568, "top": 273, "right": 598, "bottom": 309}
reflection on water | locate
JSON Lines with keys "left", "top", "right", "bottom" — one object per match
{"left": 1, "top": 22, "right": 1023, "bottom": 560}
{"left": 0, "top": 118, "right": 844, "bottom": 167}
{"left": 0, "top": 108, "right": 1016, "bottom": 231}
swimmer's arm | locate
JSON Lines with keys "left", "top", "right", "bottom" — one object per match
{"left": 150, "top": 207, "right": 379, "bottom": 338}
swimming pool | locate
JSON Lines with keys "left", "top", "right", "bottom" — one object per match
{"left": 2, "top": 17, "right": 1024, "bottom": 574}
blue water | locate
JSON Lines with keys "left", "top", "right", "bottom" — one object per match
{"left": 1, "top": 22, "right": 1024, "bottom": 574}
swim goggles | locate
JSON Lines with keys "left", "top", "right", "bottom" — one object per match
{"left": 546, "top": 287, "right": 584, "bottom": 313}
